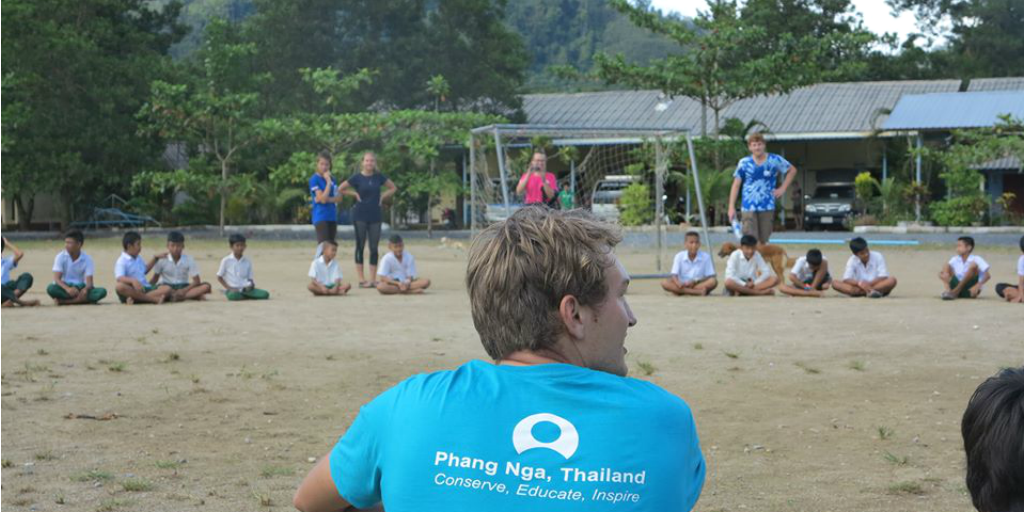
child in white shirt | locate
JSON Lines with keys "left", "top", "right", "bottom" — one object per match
{"left": 376, "top": 235, "right": 431, "bottom": 295}
{"left": 661, "top": 231, "right": 718, "bottom": 296}
{"left": 940, "top": 236, "right": 990, "bottom": 300}
{"left": 217, "top": 234, "right": 270, "bottom": 300}
{"left": 995, "top": 235, "right": 1023, "bottom": 303}
{"left": 724, "top": 235, "right": 778, "bottom": 296}
{"left": 833, "top": 237, "right": 898, "bottom": 298}
{"left": 779, "top": 248, "right": 831, "bottom": 298}
{"left": 308, "top": 240, "right": 351, "bottom": 296}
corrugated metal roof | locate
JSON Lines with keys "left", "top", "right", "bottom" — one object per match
{"left": 968, "top": 77, "right": 1024, "bottom": 92}
{"left": 523, "top": 80, "right": 961, "bottom": 138}
{"left": 882, "top": 91, "right": 1024, "bottom": 130}
{"left": 975, "top": 155, "right": 1023, "bottom": 171}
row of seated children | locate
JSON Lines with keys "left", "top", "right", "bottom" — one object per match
{"left": 307, "top": 235, "right": 430, "bottom": 296}
{"left": 2, "top": 230, "right": 269, "bottom": 306}
{"left": 661, "top": 232, "right": 1023, "bottom": 301}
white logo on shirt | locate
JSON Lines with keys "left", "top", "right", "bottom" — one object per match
{"left": 512, "top": 413, "right": 579, "bottom": 460}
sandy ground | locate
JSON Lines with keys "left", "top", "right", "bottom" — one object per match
{"left": 2, "top": 236, "right": 1022, "bottom": 512}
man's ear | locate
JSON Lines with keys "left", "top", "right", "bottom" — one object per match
{"left": 559, "top": 295, "right": 586, "bottom": 341}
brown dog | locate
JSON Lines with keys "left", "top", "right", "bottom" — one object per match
{"left": 718, "top": 241, "right": 797, "bottom": 282}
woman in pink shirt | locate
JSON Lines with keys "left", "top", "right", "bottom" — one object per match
{"left": 515, "top": 151, "right": 556, "bottom": 205}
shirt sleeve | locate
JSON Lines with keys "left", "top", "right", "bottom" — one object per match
{"left": 114, "top": 257, "right": 127, "bottom": 279}
{"left": 702, "top": 254, "right": 716, "bottom": 278}
{"left": 84, "top": 256, "right": 94, "bottom": 277}
{"left": 188, "top": 258, "right": 200, "bottom": 278}
{"left": 376, "top": 256, "right": 388, "bottom": 277}
{"left": 310, "top": 175, "right": 322, "bottom": 192}
{"left": 732, "top": 159, "right": 745, "bottom": 179}
{"left": 408, "top": 255, "right": 418, "bottom": 279}
{"left": 671, "top": 254, "right": 682, "bottom": 277}
{"left": 216, "top": 258, "right": 228, "bottom": 278}
{"left": 875, "top": 253, "right": 889, "bottom": 278}
{"left": 842, "top": 256, "right": 856, "bottom": 281}
{"left": 976, "top": 256, "right": 990, "bottom": 275}
{"left": 774, "top": 154, "right": 792, "bottom": 175}
{"left": 546, "top": 174, "right": 557, "bottom": 190}
{"left": 790, "top": 258, "right": 804, "bottom": 277}
{"left": 52, "top": 254, "right": 64, "bottom": 273}
{"left": 1018, "top": 256, "right": 1024, "bottom": 277}
{"left": 725, "top": 252, "right": 739, "bottom": 282}
{"left": 309, "top": 261, "right": 318, "bottom": 279}
{"left": 328, "top": 386, "right": 401, "bottom": 509}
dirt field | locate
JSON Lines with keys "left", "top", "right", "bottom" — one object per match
{"left": 2, "top": 236, "right": 1021, "bottom": 511}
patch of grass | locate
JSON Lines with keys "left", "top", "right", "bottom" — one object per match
{"left": 190, "top": 374, "right": 201, "bottom": 384}
{"left": 71, "top": 469, "right": 114, "bottom": 482}
{"left": 122, "top": 478, "right": 154, "bottom": 492}
{"left": 155, "top": 460, "right": 181, "bottom": 470}
{"left": 2, "top": 459, "right": 13, "bottom": 468}
{"left": 325, "top": 354, "right": 336, "bottom": 361}
{"left": 693, "top": 343, "right": 704, "bottom": 350}
{"left": 35, "top": 450, "right": 58, "bottom": 461}
{"left": 37, "top": 348, "right": 50, "bottom": 356}
{"left": 877, "top": 426, "right": 894, "bottom": 440}
{"left": 260, "top": 370, "right": 279, "bottom": 380}
{"left": 107, "top": 361, "right": 127, "bottom": 373}
{"left": 883, "top": 451, "right": 909, "bottom": 466}
{"left": 722, "top": 350, "right": 740, "bottom": 359}
{"left": 260, "top": 465, "right": 294, "bottom": 478}
{"left": 12, "top": 498, "right": 32, "bottom": 506}
{"left": 887, "top": 480, "right": 925, "bottom": 495}
{"left": 96, "top": 498, "right": 131, "bottom": 511}
{"left": 55, "top": 493, "right": 66, "bottom": 504}
{"left": 849, "top": 360, "right": 866, "bottom": 371}
{"left": 636, "top": 361, "right": 657, "bottom": 376}
{"left": 252, "top": 490, "right": 272, "bottom": 507}
{"left": 18, "top": 485, "right": 37, "bottom": 494}
{"left": 165, "top": 352, "right": 180, "bottom": 362}
{"left": 795, "top": 362, "right": 821, "bottom": 374}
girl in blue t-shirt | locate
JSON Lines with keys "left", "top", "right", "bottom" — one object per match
{"left": 309, "top": 151, "right": 341, "bottom": 256}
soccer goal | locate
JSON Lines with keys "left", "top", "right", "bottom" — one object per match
{"left": 467, "top": 124, "right": 711, "bottom": 272}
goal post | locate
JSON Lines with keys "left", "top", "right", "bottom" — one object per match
{"left": 467, "top": 124, "right": 712, "bottom": 274}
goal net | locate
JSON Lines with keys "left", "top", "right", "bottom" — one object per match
{"left": 467, "top": 124, "right": 709, "bottom": 272}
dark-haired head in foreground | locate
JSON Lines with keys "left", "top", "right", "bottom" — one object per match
{"left": 962, "top": 366, "right": 1024, "bottom": 512}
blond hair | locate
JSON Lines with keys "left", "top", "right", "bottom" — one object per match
{"left": 747, "top": 132, "right": 765, "bottom": 144}
{"left": 466, "top": 206, "right": 622, "bottom": 360}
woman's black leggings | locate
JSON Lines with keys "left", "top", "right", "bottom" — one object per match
{"left": 354, "top": 221, "right": 382, "bottom": 266}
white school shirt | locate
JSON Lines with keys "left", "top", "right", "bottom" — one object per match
{"left": 791, "top": 255, "right": 828, "bottom": 282}
{"left": 153, "top": 254, "right": 200, "bottom": 286}
{"left": 725, "top": 250, "right": 773, "bottom": 284}
{"left": 377, "top": 251, "right": 417, "bottom": 281}
{"left": 1, "top": 256, "right": 15, "bottom": 285}
{"left": 217, "top": 254, "right": 254, "bottom": 289}
{"left": 115, "top": 252, "right": 151, "bottom": 286}
{"left": 842, "top": 251, "right": 889, "bottom": 282}
{"left": 52, "top": 250, "right": 95, "bottom": 285}
{"left": 1018, "top": 255, "right": 1024, "bottom": 277}
{"left": 308, "top": 256, "right": 342, "bottom": 285}
{"left": 671, "top": 250, "right": 715, "bottom": 282}
{"left": 948, "top": 254, "right": 990, "bottom": 280}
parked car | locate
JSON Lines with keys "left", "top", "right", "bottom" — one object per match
{"left": 590, "top": 175, "right": 639, "bottom": 222}
{"left": 803, "top": 182, "right": 858, "bottom": 230}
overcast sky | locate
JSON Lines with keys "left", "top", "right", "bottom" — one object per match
{"left": 648, "top": 0, "right": 922, "bottom": 42}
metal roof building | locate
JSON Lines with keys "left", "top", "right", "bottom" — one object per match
{"left": 967, "top": 77, "right": 1024, "bottom": 92}
{"left": 882, "top": 91, "right": 1024, "bottom": 131}
{"left": 523, "top": 80, "right": 962, "bottom": 139}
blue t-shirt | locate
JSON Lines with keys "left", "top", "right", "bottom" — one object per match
{"left": 347, "top": 172, "right": 388, "bottom": 224}
{"left": 733, "top": 153, "right": 791, "bottom": 212}
{"left": 329, "top": 360, "right": 705, "bottom": 512}
{"left": 309, "top": 173, "right": 338, "bottom": 224}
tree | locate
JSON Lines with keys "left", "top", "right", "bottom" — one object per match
{"left": 139, "top": 18, "right": 268, "bottom": 233}
{"left": 887, "top": 0, "right": 1024, "bottom": 78}
{"left": 2, "top": 0, "right": 184, "bottom": 228}
{"left": 595, "top": 0, "right": 869, "bottom": 146}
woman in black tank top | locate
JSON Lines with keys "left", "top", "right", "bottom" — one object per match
{"left": 340, "top": 152, "right": 397, "bottom": 288}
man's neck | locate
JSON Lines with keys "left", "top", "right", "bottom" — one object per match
{"left": 498, "top": 348, "right": 575, "bottom": 368}
{"left": 960, "top": 253, "right": 971, "bottom": 262}
{"left": 68, "top": 250, "right": 81, "bottom": 260}
{"left": 687, "top": 250, "right": 699, "bottom": 260}
{"left": 171, "top": 254, "right": 181, "bottom": 263}
{"left": 752, "top": 153, "right": 767, "bottom": 164}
